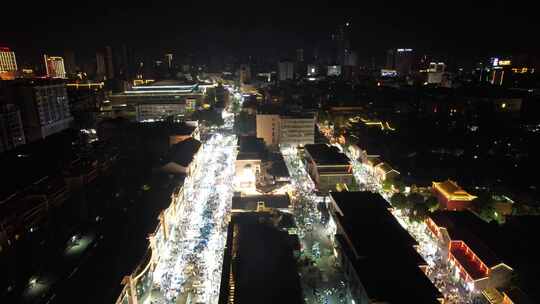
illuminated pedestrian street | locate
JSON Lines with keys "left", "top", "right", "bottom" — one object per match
{"left": 148, "top": 115, "right": 237, "bottom": 304}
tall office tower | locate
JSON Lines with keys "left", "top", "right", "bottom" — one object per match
{"left": 278, "top": 61, "right": 294, "bottom": 81}
{"left": 104, "top": 46, "right": 115, "bottom": 79}
{"left": 10, "top": 79, "right": 73, "bottom": 142}
{"left": 44, "top": 55, "right": 67, "bottom": 78}
{"left": 0, "top": 104, "right": 26, "bottom": 152}
{"left": 113, "top": 44, "right": 133, "bottom": 80}
{"left": 63, "top": 50, "right": 77, "bottom": 76}
{"left": 96, "top": 52, "right": 106, "bottom": 80}
{"left": 296, "top": 49, "right": 304, "bottom": 62}
{"left": 0, "top": 47, "right": 18, "bottom": 80}
{"left": 165, "top": 53, "right": 173, "bottom": 69}
{"left": 239, "top": 64, "right": 251, "bottom": 84}
{"left": 386, "top": 48, "right": 414, "bottom": 76}
{"left": 333, "top": 22, "right": 352, "bottom": 66}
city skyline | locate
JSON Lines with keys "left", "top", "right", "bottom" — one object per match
{"left": 1, "top": 2, "right": 540, "bottom": 304}
{"left": 2, "top": 1, "right": 539, "bottom": 64}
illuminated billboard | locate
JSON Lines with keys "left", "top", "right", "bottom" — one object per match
{"left": 491, "top": 57, "right": 511, "bottom": 67}
{"left": 380, "top": 69, "right": 398, "bottom": 77}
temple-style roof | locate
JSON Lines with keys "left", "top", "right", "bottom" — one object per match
{"left": 433, "top": 180, "right": 477, "bottom": 201}
{"left": 375, "top": 162, "right": 400, "bottom": 175}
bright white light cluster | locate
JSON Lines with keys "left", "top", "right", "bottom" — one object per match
{"left": 150, "top": 111, "right": 237, "bottom": 304}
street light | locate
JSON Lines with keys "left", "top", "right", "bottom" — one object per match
{"left": 28, "top": 276, "right": 38, "bottom": 287}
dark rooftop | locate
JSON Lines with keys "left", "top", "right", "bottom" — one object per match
{"left": 164, "top": 137, "right": 201, "bottom": 167}
{"left": 237, "top": 136, "right": 266, "bottom": 160}
{"left": 304, "top": 144, "right": 350, "bottom": 166}
{"left": 330, "top": 192, "right": 442, "bottom": 304}
{"left": 268, "top": 152, "right": 290, "bottom": 178}
{"left": 219, "top": 213, "right": 303, "bottom": 304}
{"left": 429, "top": 211, "right": 501, "bottom": 267}
{"left": 132, "top": 121, "right": 196, "bottom": 137}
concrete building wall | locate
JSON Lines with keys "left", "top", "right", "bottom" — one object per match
{"left": 18, "top": 83, "right": 72, "bottom": 142}
{"left": 256, "top": 114, "right": 280, "bottom": 148}
{"left": 136, "top": 103, "right": 186, "bottom": 121}
{"left": 280, "top": 116, "right": 315, "bottom": 147}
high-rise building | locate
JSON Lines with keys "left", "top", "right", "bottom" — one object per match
{"left": 0, "top": 104, "right": 26, "bottom": 152}
{"left": 386, "top": 48, "right": 414, "bottom": 76}
{"left": 280, "top": 113, "right": 315, "bottom": 147}
{"left": 9, "top": 79, "right": 73, "bottom": 142}
{"left": 96, "top": 52, "right": 106, "bottom": 80}
{"left": 256, "top": 111, "right": 315, "bottom": 148}
{"left": 344, "top": 50, "right": 357, "bottom": 67}
{"left": 256, "top": 113, "right": 280, "bottom": 147}
{"left": 333, "top": 22, "right": 352, "bottom": 66}
{"left": 426, "top": 62, "right": 447, "bottom": 84}
{"left": 165, "top": 53, "right": 173, "bottom": 69}
{"left": 113, "top": 44, "right": 134, "bottom": 80}
{"left": 0, "top": 47, "right": 18, "bottom": 80}
{"left": 278, "top": 61, "right": 294, "bottom": 81}
{"left": 63, "top": 50, "right": 77, "bottom": 76}
{"left": 296, "top": 49, "right": 304, "bottom": 62}
{"left": 105, "top": 46, "right": 115, "bottom": 80}
{"left": 44, "top": 55, "right": 67, "bottom": 78}
{"left": 239, "top": 64, "right": 251, "bottom": 84}
{"left": 307, "top": 64, "right": 319, "bottom": 76}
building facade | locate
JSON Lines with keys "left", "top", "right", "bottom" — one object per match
{"left": 386, "top": 48, "right": 414, "bottom": 76}
{"left": 15, "top": 79, "right": 73, "bottom": 142}
{"left": 426, "top": 213, "right": 514, "bottom": 292}
{"left": 0, "top": 104, "right": 26, "bottom": 152}
{"left": 44, "top": 55, "right": 66, "bottom": 78}
{"left": 278, "top": 61, "right": 294, "bottom": 81}
{"left": 109, "top": 81, "right": 203, "bottom": 121}
{"left": 256, "top": 112, "right": 315, "bottom": 149}
{"left": 0, "top": 47, "right": 18, "bottom": 80}
{"left": 279, "top": 113, "right": 315, "bottom": 147}
{"left": 303, "top": 144, "right": 355, "bottom": 193}
{"left": 328, "top": 192, "right": 443, "bottom": 304}
{"left": 256, "top": 113, "right": 280, "bottom": 147}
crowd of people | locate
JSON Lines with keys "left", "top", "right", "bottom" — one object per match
{"left": 150, "top": 132, "right": 236, "bottom": 304}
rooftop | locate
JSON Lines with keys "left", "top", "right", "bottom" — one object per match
{"left": 132, "top": 121, "right": 196, "bottom": 137}
{"left": 164, "top": 137, "right": 201, "bottom": 167}
{"left": 237, "top": 136, "right": 267, "bottom": 160}
{"left": 219, "top": 213, "right": 303, "bottom": 304}
{"left": 330, "top": 192, "right": 442, "bottom": 304}
{"left": 450, "top": 241, "right": 490, "bottom": 280}
{"left": 304, "top": 144, "right": 350, "bottom": 166}
{"left": 430, "top": 211, "right": 501, "bottom": 267}
{"left": 268, "top": 152, "right": 290, "bottom": 178}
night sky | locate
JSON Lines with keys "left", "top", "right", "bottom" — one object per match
{"left": 2, "top": 1, "right": 539, "bottom": 64}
